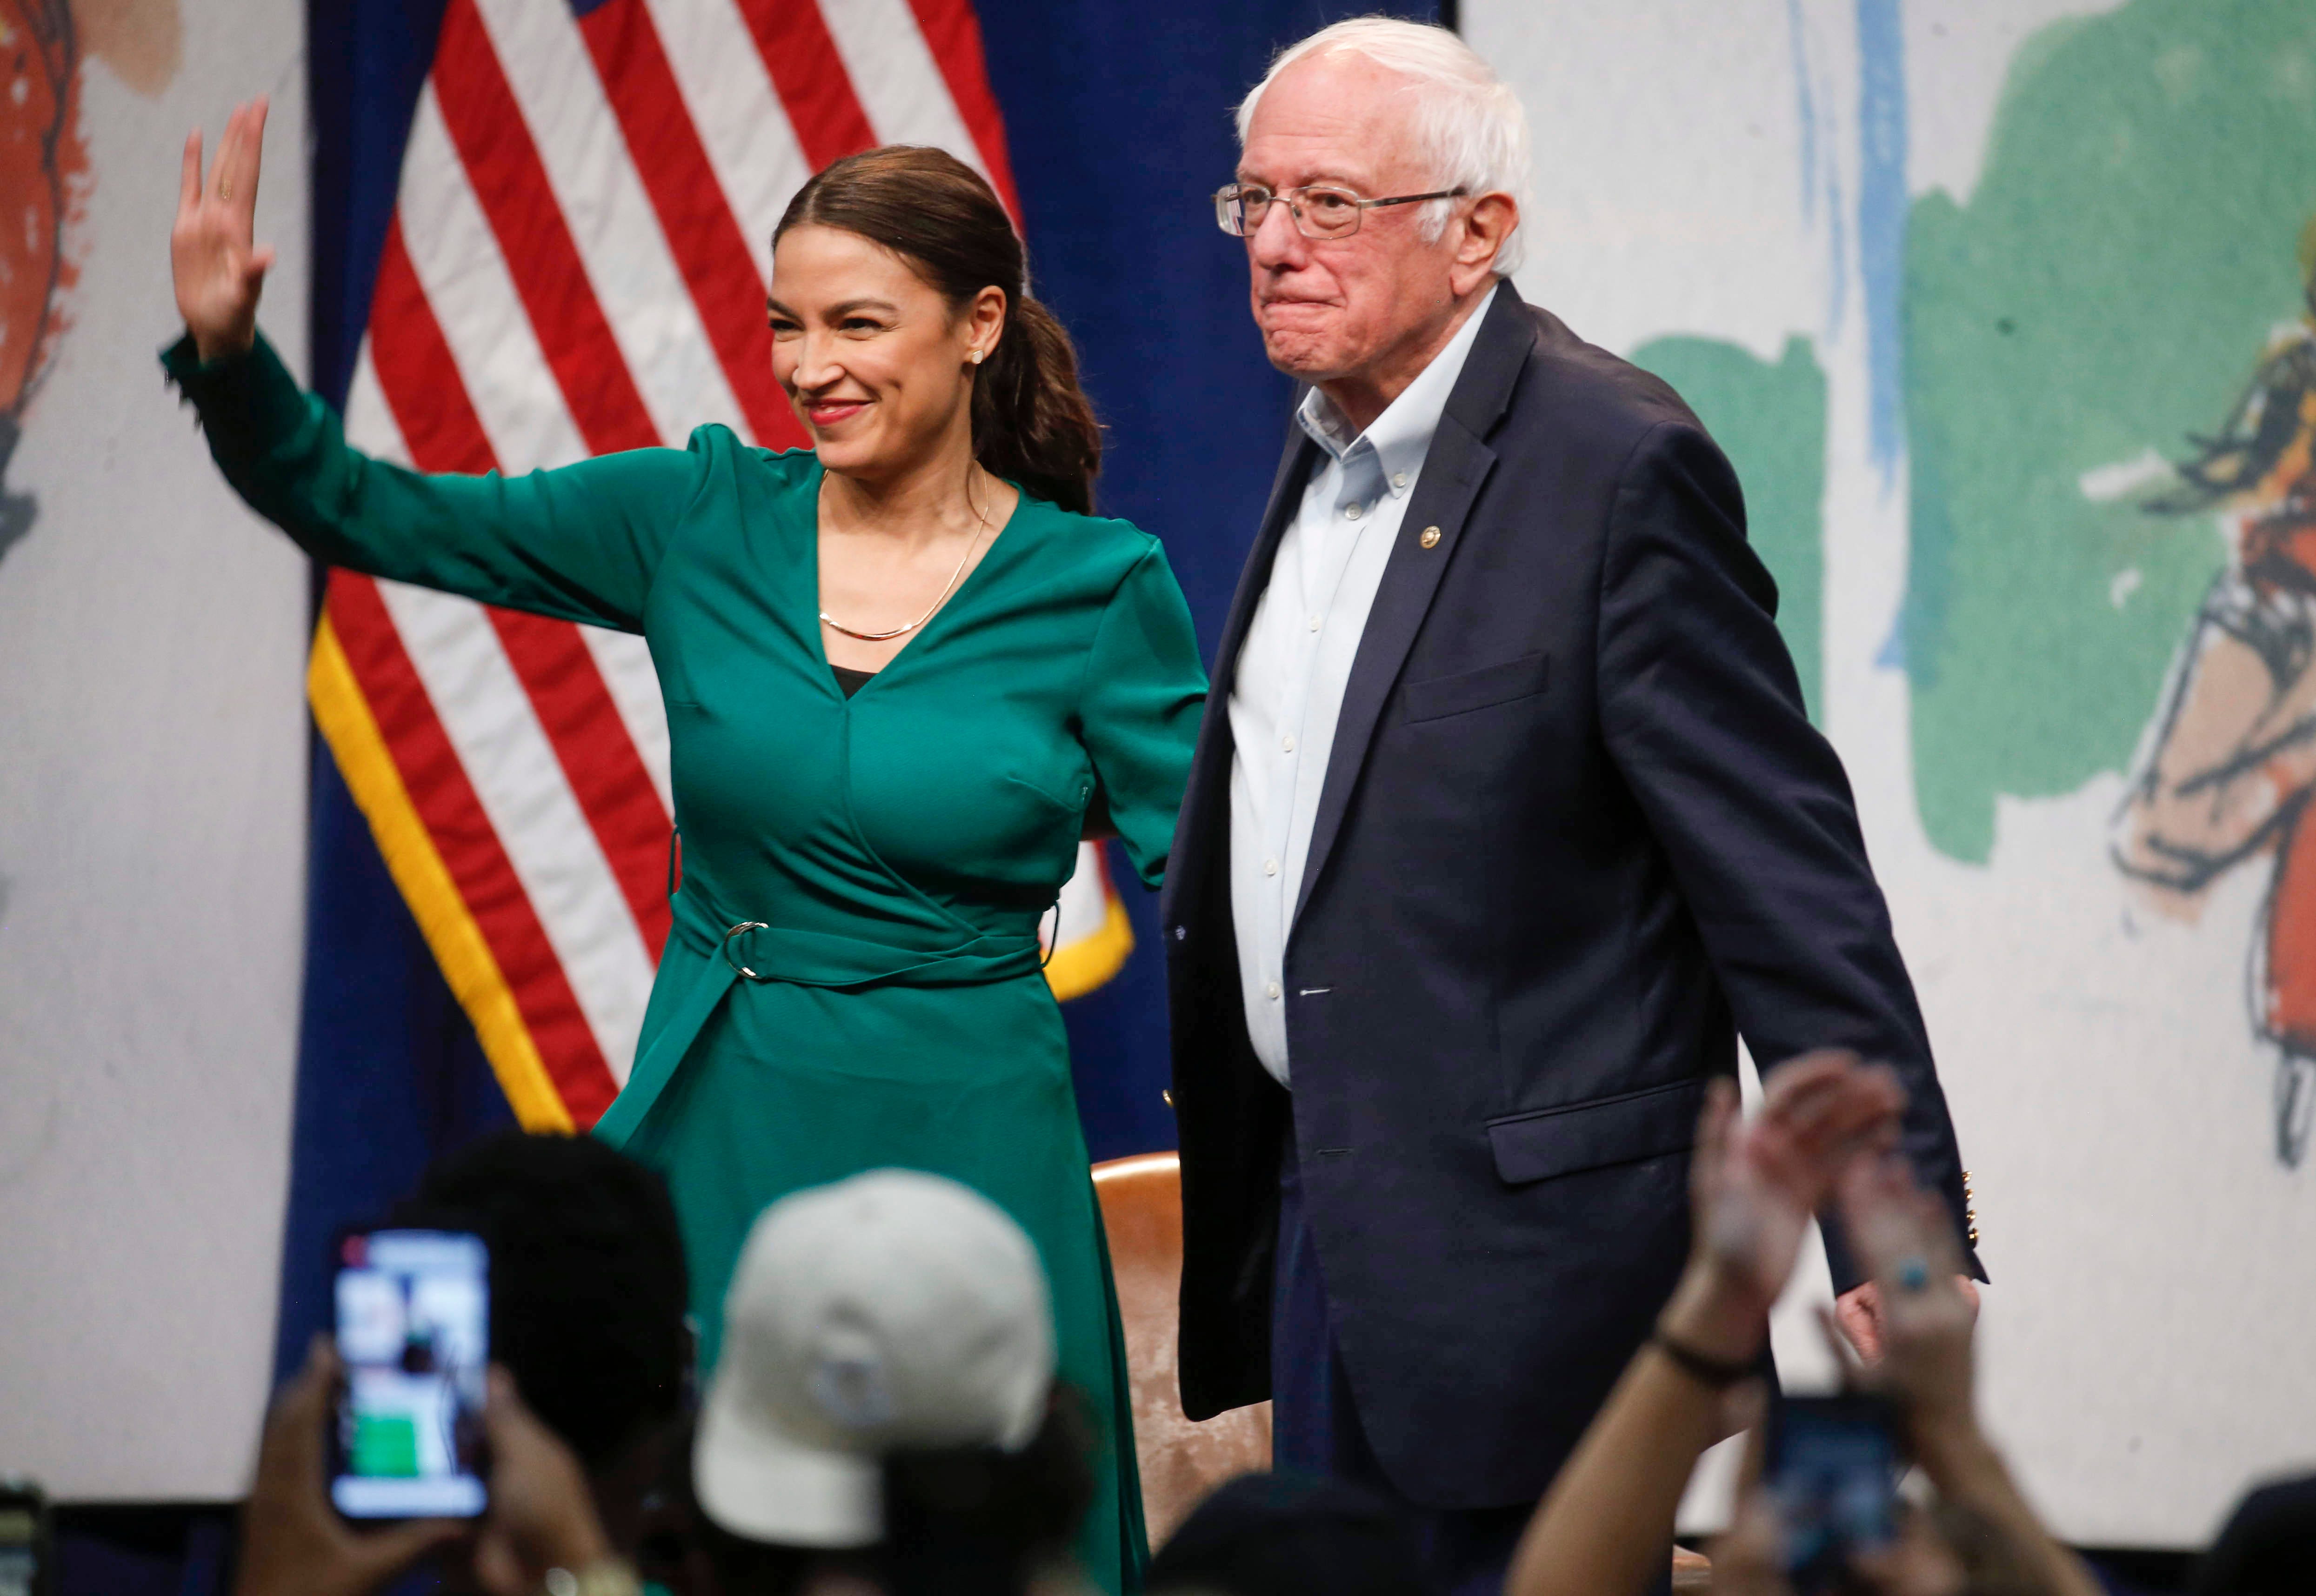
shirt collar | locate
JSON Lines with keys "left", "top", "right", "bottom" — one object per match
{"left": 1295, "top": 283, "right": 1499, "bottom": 500}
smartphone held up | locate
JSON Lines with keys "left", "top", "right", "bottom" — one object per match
{"left": 331, "top": 1230, "right": 490, "bottom": 1520}
{"left": 1766, "top": 1392, "right": 1902, "bottom": 1595}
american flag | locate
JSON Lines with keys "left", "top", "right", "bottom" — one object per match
{"left": 309, "top": 0, "right": 1134, "bottom": 1134}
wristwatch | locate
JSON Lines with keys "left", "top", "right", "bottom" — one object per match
{"left": 542, "top": 1557, "right": 642, "bottom": 1596}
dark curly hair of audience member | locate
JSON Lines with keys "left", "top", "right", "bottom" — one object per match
{"left": 1146, "top": 1470, "right": 1427, "bottom": 1596}
{"left": 392, "top": 1129, "right": 690, "bottom": 1471}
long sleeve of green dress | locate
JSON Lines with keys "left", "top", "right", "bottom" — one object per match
{"left": 1079, "top": 544, "right": 1205, "bottom": 891}
{"left": 164, "top": 331, "right": 699, "bottom": 629}
{"left": 168, "top": 326, "right": 1206, "bottom": 1596}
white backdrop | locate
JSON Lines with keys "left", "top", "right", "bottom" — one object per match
{"left": 1469, "top": 0, "right": 2316, "bottom": 1549}
{"left": 0, "top": 4, "right": 309, "bottom": 1499}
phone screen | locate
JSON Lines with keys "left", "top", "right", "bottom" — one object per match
{"left": 332, "top": 1230, "right": 489, "bottom": 1519}
{"left": 1767, "top": 1394, "right": 1898, "bottom": 1592}
{"left": 0, "top": 1491, "right": 45, "bottom": 1596}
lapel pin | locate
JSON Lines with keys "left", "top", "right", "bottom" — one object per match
{"left": 1419, "top": 525, "right": 1442, "bottom": 549}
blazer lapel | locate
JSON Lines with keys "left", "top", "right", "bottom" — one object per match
{"left": 1290, "top": 286, "right": 1537, "bottom": 927}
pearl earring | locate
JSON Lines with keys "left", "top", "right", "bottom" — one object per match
{"left": 969, "top": 348, "right": 985, "bottom": 365}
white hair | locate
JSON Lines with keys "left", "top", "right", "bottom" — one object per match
{"left": 1236, "top": 17, "right": 1532, "bottom": 277}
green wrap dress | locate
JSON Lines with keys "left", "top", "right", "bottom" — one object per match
{"left": 167, "top": 334, "right": 1208, "bottom": 1591}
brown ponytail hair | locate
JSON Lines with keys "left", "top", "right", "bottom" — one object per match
{"left": 775, "top": 146, "right": 1101, "bottom": 514}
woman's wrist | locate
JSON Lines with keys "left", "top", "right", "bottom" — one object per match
{"left": 1657, "top": 1259, "right": 1770, "bottom": 1365}
{"left": 190, "top": 323, "right": 256, "bottom": 365}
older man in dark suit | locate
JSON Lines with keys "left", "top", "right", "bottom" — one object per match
{"left": 1160, "top": 18, "right": 1982, "bottom": 1594}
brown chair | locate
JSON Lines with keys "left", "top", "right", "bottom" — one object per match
{"left": 1094, "top": 1152, "right": 1713, "bottom": 1589}
{"left": 1092, "top": 1151, "right": 1272, "bottom": 1547}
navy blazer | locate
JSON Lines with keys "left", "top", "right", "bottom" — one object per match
{"left": 1160, "top": 285, "right": 1980, "bottom": 1510}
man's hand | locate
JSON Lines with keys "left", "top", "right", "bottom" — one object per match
{"left": 467, "top": 1367, "right": 615, "bottom": 1596}
{"left": 1659, "top": 1051, "right": 1906, "bottom": 1364}
{"left": 1833, "top": 1274, "right": 1981, "bottom": 1364}
{"left": 233, "top": 1337, "right": 464, "bottom": 1596}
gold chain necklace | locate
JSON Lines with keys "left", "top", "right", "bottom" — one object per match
{"left": 817, "top": 473, "right": 993, "bottom": 643}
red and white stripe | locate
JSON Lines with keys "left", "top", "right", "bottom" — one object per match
{"left": 331, "top": 0, "right": 1103, "bottom": 1129}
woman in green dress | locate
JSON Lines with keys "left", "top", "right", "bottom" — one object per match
{"left": 169, "top": 103, "right": 1204, "bottom": 1590}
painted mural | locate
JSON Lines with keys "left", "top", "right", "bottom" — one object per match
{"left": 1617, "top": 0, "right": 2316, "bottom": 1171}
{"left": 1892, "top": 0, "right": 2316, "bottom": 1171}
{"left": 2114, "top": 226, "right": 2316, "bottom": 1166}
{"left": 1903, "top": 0, "right": 2316, "bottom": 861}
{"left": 0, "top": 0, "right": 180, "bottom": 568}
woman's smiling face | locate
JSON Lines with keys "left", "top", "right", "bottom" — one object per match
{"left": 768, "top": 224, "right": 1002, "bottom": 482}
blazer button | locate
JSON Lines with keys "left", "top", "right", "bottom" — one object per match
{"left": 1161, "top": 1089, "right": 1174, "bottom": 1108}
{"left": 1419, "top": 525, "right": 1442, "bottom": 549}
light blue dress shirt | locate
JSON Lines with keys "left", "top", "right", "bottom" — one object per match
{"left": 1228, "top": 286, "right": 1499, "bottom": 1086}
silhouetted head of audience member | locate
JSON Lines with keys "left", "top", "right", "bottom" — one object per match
{"left": 681, "top": 1403, "right": 1096, "bottom": 1596}
{"left": 2194, "top": 1473, "right": 2316, "bottom": 1596}
{"left": 1145, "top": 1471, "right": 1428, "bottom": 1596}
{"left": 688, "top": 1168, "right": 1091, "bottom": 1596}
{"left": 876, "top": 1400, "right": 1096, "bottom": 1596}
{"left": 393, "top": 1130, "right": 691, "bottom": 1533}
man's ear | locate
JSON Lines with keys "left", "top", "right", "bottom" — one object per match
{"left": 1453, "top": 192, "right": 1519, "bottom": 295}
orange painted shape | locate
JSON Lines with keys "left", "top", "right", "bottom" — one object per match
{"left": 0, "top": 0, "right": 82, "bottom": 417}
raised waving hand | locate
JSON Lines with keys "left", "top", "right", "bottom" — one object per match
{"left": 172, "top": 97, "right": 275, "bottom": 361}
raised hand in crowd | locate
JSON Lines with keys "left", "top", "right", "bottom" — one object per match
{"left": 1505, "top": 1051, "right": 1906, "bottom": 1596}
{"left": 231, "top": 1337, "right": 465, "bottom": 1596}
{"left": 465, "top": 1367, "right": 634, "bottom": 1596}
{"left": 1830, "top": 1154, "right": 2103, "bottom": 1596}
{"left": 1702, "top": 1152, "right": 2099, "bottom": 1596}
{"left": 171, "top": 97, "right": 273, "bottom": 361}
{"left": 1838, "top": 1152, "right": 1979, "bottom": 1458}
{"left": 1833, "top": 1151, "right": 1982, "bottom": 1363}
{"left": 1835, "top": 1268, "right": 1983, "bottom": 1365}
{"left": 1661, "top": 1054, "right": 1906, "bottom": 1369}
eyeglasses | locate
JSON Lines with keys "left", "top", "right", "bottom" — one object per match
{"left": 1213, "top": 182, "right": 1469, "bottom": 240}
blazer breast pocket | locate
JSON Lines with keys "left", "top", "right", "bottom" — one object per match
{"left": 1402, "top": 652, "right": 1551, "bottom": 723}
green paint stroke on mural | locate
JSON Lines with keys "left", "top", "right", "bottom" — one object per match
{"left": 1634, "top": 334, "right": 1827, "bottom": 722}
{"left": 1904, "top": 0, "right": 2316, "bottom": 861}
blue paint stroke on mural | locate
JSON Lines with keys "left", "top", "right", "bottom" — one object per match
{"left": 1855, "top": 0, "right": 1908, "bottom": 482}
{"left": 1786, "top": 0, "right": 1818, "bottom": 227}
{"left": 1787, "top": 0, "right": 1849, "bottom": 340}
{"left": 1826, "top": 165, "right": 1849, "bottom": 341}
